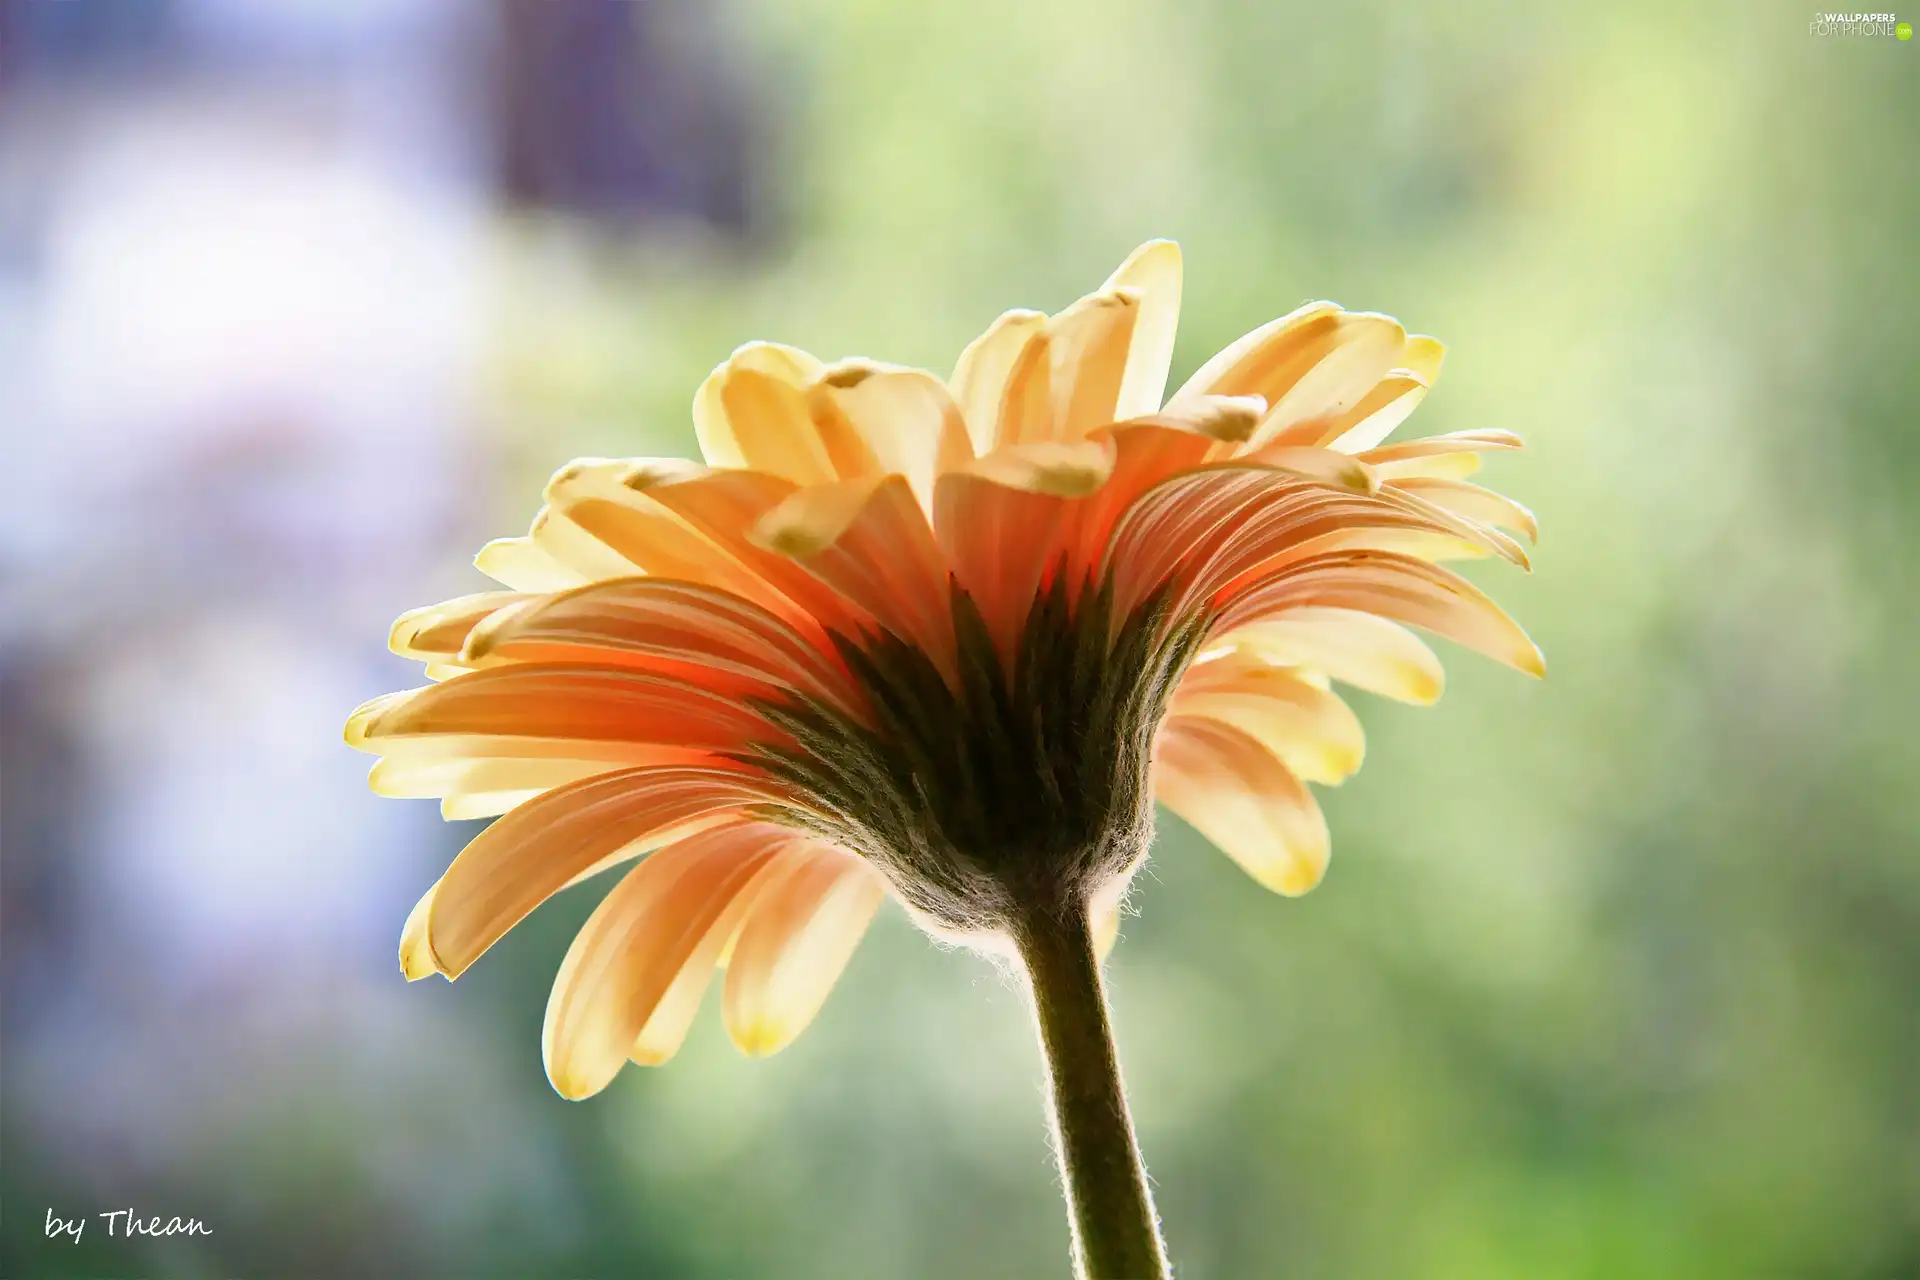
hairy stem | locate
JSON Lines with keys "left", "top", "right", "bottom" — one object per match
{"left": 1013, "top": 900, "right": 1170, "bottom": 1279}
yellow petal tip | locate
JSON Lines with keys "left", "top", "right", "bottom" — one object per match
{"left": 731, "top": 1022, "right": 792, "bottom": 1058}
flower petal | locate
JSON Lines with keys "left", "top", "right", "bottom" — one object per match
{"left": 631, "top": 464, "right": 880, "bottom": 639}
{"left": 1216, "top": 550, "right": 1546, "bottom": 677}
{"left": 693, "top": 342, "right": 832, "bottom": 482}
{"left": 543, "top": 823, "right": 792, "bottom": 1099}
{"left": 1248, "top": 314, "right": 1409, "bottom": 450}
{"left": 399, "top": 881, "right": 441, "bottom": 980}
{"left": 723, "top": 847, "right": 885, "bottom": 1056}
{"left": 389, "top": 592, "right": 532, "bottom": 662}
{"left": 1103, "top": 239, "right": 1183, "bottom": 420}
{"left": 1172, "top": 654, "right": 1366, "bottom": 784}
{"left": 473, "top": 536, "right": 588, "bottom": 592}
{"left": 543, "top": 459, "right": 798, "bottom": 612}
{"left": 462, "top": 578, "right": 859, "bottom": 713}
{"left": 630, "top": 843, "right": 815, "bottom": 1066}
{"left": 1047, "top": 288, "right": 1141, "bottom": 442}
{"left": 371, "top": 755, "right": 619, "bottom": 818}
{"left": 1217, "top": 607, "right": 1446, "bottom": 704}
{"left": 1154, "top": 717, "right": 1330, "bottom": 896}
{"left": 996, "top": 324, "right": 1055, "bottom": 448}
{"left": 1315, "top": 337, "right": 1446, "bottom": 453}
{"left": 1388, "top": 478, "right": 1539, "bottom": 542}
{"left": 1356, "top": 429, "right": 1522, "bottom": 482}
{"left": 950, "top": 309, "right": 1047, "bottom": 456}
{"left": 756, "top": 474, "right": 956, "bottom": 675}
{"left": 1106, "top": 467, "right": 1454, "bottom": 621}
{"left": 1171, "top": 300, "right": 1341, "bottom": 405}
{"left": 934, "top": 447, "right": 1112, "bottom": 665}
{"left": 426, "top": 766, "right": 789, "bottom": 979}
{"left": 806, "top": 364, "right": 973, "bottom": 512}
{"left": 346, "top": 664, "right": 783, "bottom": 757}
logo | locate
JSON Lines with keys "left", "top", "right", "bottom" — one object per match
{"left": 1809, "top": 10, "right": 1908, "bottom": 35}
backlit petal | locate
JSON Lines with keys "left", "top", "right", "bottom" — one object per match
{"left": 693, "top": 342, "right": 831, "bottom": 482}
{"left": 724, "top": 848, "right": 885, "bottom": 1056}
{"left": 756, "top": 474, "right": 956, "bottom": 673}
{"left": 1154, "top": 717, "right": 1330, "bottom": 896}
{"left": 543, "top": 823, "right": 792, "bottom": 1099}
{"left": 1216, "top": 550, "right": 1545, "bottom": 677}
{"left": 807, "top": 364, "right": 973, "bottom": 512}
{"left": 950, "top": 309, "right": 1046, "bottom": 455}
{"left": 1172, "top": 654, "right": 1366, "bottom": 784}
{"left": 428, "top": 766, "right": 789, "bottom": 978}
{"left": 1047, "top": 288, "right": 1140, "bottom": 442}
{"left": 630, "top": 843, "right": 814, "bottom": 1066}
{"left": 389, "top": 592, "right": 532, "bottom": 663}
{"left": 1103, "top": 240, "right": 1183, "bottom": 420}
{"left": 1219, "top": 607, "right": 1446, "bottom": 704}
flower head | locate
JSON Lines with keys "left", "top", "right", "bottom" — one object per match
{"left": 350, "top": 242, "right": 1541, "bottom": 1100}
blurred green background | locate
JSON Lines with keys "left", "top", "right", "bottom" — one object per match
{"left": 3, "top": 0, "right": 1916, "bottom": 1276}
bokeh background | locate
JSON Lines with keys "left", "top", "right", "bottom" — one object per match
{"left": 2, "top": 1, "right": 1916, "bottom": 1276}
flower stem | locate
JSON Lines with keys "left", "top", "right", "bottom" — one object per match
{"left": 1013, "top": 900, "right": 1170, "bottom": 1280}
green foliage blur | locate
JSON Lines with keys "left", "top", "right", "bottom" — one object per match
{"left": 8, "top": 0, "right": 1917, "bottom": 1276}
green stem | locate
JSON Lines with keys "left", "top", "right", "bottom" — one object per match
{"left": 1013, "top": 900, "right": 1170, "bottom": 1280}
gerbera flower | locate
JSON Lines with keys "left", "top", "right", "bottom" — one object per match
{"left": 349, "top": 241, "right": 1540, "bottom": 1278}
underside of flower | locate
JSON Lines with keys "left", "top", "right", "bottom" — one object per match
{"left": 741, "top": 573, "right": 1211, "bottom": 935}
{"left": 348, "top": 240, "right": 1544, "bottom": 1106}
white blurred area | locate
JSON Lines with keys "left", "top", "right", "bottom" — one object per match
{"left": 0, "top": 1, "right": 480, "bottom": 967}
{"left": 0, "top": 0, "right": 561, "bottom": 1259}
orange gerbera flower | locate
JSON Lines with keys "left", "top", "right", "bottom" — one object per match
{"left": 349, "top": 241, "right": 1540, "bottom": 1278}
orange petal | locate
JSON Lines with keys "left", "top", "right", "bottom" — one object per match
{"left": 1103, "top": 240, "right": 1184, "bottom": 420}
{"left": 934, "top": 447, "right": 1112, "bottom": 665}
{"left": 1371, "top": 484, "right": 1531, "bottom": 568}
{"left": 1172, "top": 654, "right": 1366, "bottom": 784}
{"left": 389, "top": 592, "right": 532, "bottom": 662}
{"left": 1247, "top": 314, "right": 1408, "bottom": 450}
{"left": 693, "top": 343, "right": 832, "bottom": 482}
{"left": 1388, "top": 478, "right": 1539, "bottom": 542}
{"left": 1217, "top": 607, "right": 1446, "bottom": 704}
{"left": 1047, "top": 288, "right": 1141, "bottom": 442}
{"left": 1313, "top": 336, "right": 1446, "bottom": 452}
{"left": 996, "top": 325, "right": 1055, "bottom": 448}
{"left": 461, "top": 577, "right": 859, "bottom": 714}
{"left": 1358, "top": 429, "right": 1524, "bottom": 481}
{"left": 543, "top": 459, "right": 800, "bottom": 611}
{"left": 427, "top": 766, "right": 789, "bottom": 979}
{"left": 473, "top": 535, "right": 589, "bottom": 592}
{"left": 1107, "top": 468, "right": 1437, "bottom": 620}
{"left": 630, "top": 842, "right": 816, "bottom": 1066}
{"left": 1216, "top": 550, "right": 1545, "bottom": 677}
{"left": 543, "top": 823, "right": 792, "bottom": 1099}
{"left": 1062, "top": 417, "right": 1224, "bottom": 586}
{"left": 950, "top": 309, "right": 1047, "bottom": 456}
{"left": 1235, "top": 443, "right": 1379, "bottom": 493}
{"left": 529, "top": 504, "right": 644, "bottom": 581}
{"left": 1171, "top": 300, "right": 1342, "bottom": 404}
{"left": 632, "top": 465, "right": 879, "bottom": 639}
{"left": 723, "top": 847, "right": 885, "bottom": 1056}
{"left": 756, "top": 475, "right": 956, "bottom": 675}
{"left": 399, "top": 881, "right": 441, "bottom": 980}
{"left": 807, "top": 363, "right": 973, "bottom": 511}
{"left": 1154, "top": 716, "right": 1330, "bottom": 896}
{"left": 371, "top": 755, "right": 618, "bottom": 811}
{"left": 346, "top": 664, "right": 783, "bottom": 757}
